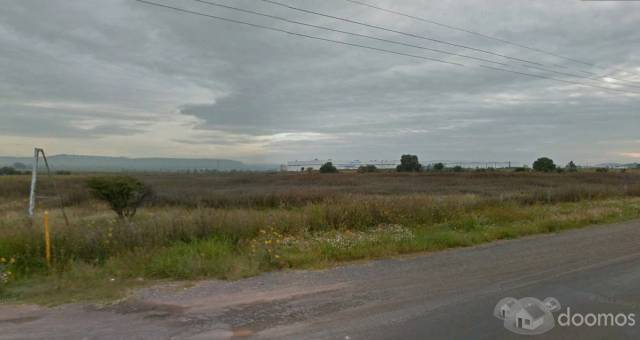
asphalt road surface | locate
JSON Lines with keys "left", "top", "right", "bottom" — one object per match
{"left": 3, "top": 219, "right": 640, "bottom": 339}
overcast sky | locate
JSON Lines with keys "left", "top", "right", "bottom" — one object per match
{"left": 1, "top": 0, "right": 639, "bottom": 164}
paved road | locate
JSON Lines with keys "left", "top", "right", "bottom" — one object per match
{"left": 3, "top": 220, "right": 640, "bottom": 339}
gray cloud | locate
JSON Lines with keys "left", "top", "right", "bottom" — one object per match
{"left": 1, "top": 0, "right": 639, "bottom": 163}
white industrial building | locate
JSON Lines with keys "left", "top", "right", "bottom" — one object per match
{"left": 286, "top": 159, "right": 399, "bottom": 172}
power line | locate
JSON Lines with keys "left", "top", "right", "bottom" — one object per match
{"left": 345, "top": 0, "right": 593, "bottom": 67}
{"left": 135, "top": 0, "right": 637, "bottom": 94}
{"left": 345, "top": 0, "right": 640, "bottom": 84}
{"left": 135, "top": 0, "right": 463, "bottom": 67}
{"left": 261, "top": 0, "right": 639, "bottom": 86}
{"left": 258, "top": 0, "right": 547, "bottom": 67}
{"left": 193, "top": 0, "right": 640, "bottom": 90}
{"left": 192, "top": 0, "right": 509, "bottom": 67}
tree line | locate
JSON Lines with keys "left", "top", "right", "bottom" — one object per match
{"left": 311, "top": 156, "right": 625, "bottom": 174}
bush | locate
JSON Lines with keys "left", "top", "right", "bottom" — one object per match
{"left": 0, "top": 167, "right": 19, "bottom": 175}
{"left": 432, "top": 163, "right": 445, "bottom": 171}
{"left": 357, "top": 165, "right": 377, "bottom": 173}
{"left": 86, "top": 176, "right": 152, "bottom": 219}
{"left": 397, "top": 155, "right": 422, "bottom": 172}
{"left": 566, "top": 161, "right": 578, "bottom": 172}
{"left": 532, "top": 157, "right": 556, "bottom": 172}
{"left": 513, "top": 167, "right": 528, "bottom": 172}
{"left": 596, "top": 168, "right": 609, "bottom": 173}
{"left": 452, "top": 166, "right": 463, "bottom": 172}
{"left": 319, "top": 162, "right": 338, "bottom": 173}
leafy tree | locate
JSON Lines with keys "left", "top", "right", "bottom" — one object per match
{"left": 566, "top": 161, "right": 578, "bottom": 172}
{"left": 532, "top": 157, "right": 556, "bottom": 172}
{"left": 357, "top": 165, "right": 377, "bottom": 173}
{"left": 87, "top": 176, "right": 152, "bottom": 219}
{"left": 432, "top": 163, "right": 445, "bottom": 171}
{"left": 319, "top": 162, "right": 338, "bottom": 173}
{"left": 396, "top": 154, "right": 422, "bottom": 172}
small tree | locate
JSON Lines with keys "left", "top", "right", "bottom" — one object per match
{"left": 397, "top": 154, "right": 422, "bottom": 172}
{"left": 357, "top": 165, "right": 377, "bottom": 173}
{"left": 319, "top": 162, "right": 338, "bottom": 173}
{"left": 432, "top": 163, "right": 445, "bottom": 171}
{"left": 532, "top": 157, "right": 556, "bottom": 172}
{"left": 87, "top": 176, "right": 152, "bottom": 219}
{"left": 566, "top": 161, "right": 578, "bottom": 172}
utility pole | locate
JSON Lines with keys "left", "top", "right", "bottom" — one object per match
{"left": 27, "top": 148, "right": 69, "bottom": 226}
{"left": 28, "top": 148, "right": 42, "bottom": 218}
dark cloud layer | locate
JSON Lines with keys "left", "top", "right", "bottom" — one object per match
{"left": 1, "top": 0, "right": 639, "bottom": 163}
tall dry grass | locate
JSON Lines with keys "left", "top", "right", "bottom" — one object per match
{"left": 2, "top": 171, "right": 640, "bottom": 302}
{"left": 2, "top": 170, "right": 640, "bottom": 208}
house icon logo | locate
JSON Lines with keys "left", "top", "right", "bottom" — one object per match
{"left": 494, "top": 297, "right": 561, "bottom": 335}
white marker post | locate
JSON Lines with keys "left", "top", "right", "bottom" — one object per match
{"left": 28, "top": 148, "right": 41, "bottom": 218}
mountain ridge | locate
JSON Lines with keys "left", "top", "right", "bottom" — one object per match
{"left": 0, "top": 154, "right": 277, "bottom": 172}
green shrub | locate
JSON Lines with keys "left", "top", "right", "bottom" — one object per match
{"left": 0, "top": 167, "right": 19, "bottom": 175}
{"left": 357, "top": 165, "right": 378, "bottom": 173}
{"left": 432, "top": 163, "right": 445, "bottom": 171}
{"left": 86, "top": 176, "right": 152, "bottom": 219}
{"left": 320, "top": 162, "right": 338, "bottom": 173}
{"left": 397, "top": 155, "right": 422, "bottom": 172}
{"left": 533, "top": 157, "right": 556, "bottom": 172}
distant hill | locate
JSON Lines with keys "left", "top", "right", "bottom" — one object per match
{"left": 0, "top": 154, "right": 277, "bottom": 172}
{"left": 593, "top": 162, "right": 640, "bottom": 169}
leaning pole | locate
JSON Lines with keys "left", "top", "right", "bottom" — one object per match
{"left": 28, "top": 147, "right": 41, "bottom": 218}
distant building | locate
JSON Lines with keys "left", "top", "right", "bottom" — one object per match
{"left": 286, "top": 159, "right": 399, "bottom": 172}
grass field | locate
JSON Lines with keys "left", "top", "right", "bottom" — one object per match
{"left": 2, "top": 170, "right": 640, "bottom": 304}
